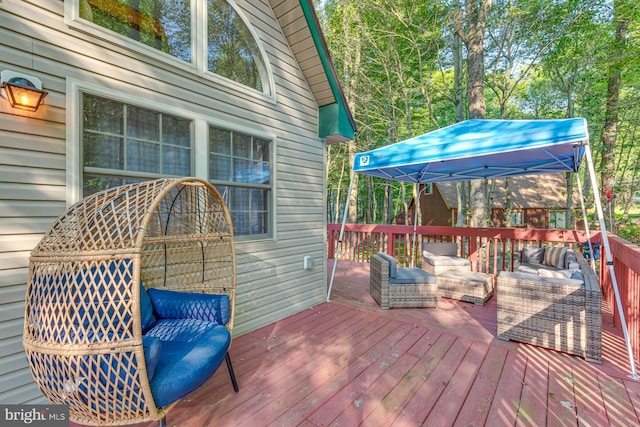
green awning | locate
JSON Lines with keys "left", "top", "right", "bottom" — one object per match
{"left": 300, "top": 1, "right": 356, "bottom": 143}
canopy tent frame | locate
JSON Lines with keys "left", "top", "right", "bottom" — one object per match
{"left": 326, "top": 119, "right": 637, "bottom": 380}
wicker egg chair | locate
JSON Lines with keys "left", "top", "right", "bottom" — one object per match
{"left": 23, "top": 177, "right": 238, "bottom": 426}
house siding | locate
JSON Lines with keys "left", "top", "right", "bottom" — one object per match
{"left": 0, "top": 0, "right": 328, "bottom": 404}
{"left": 419, "top": 184, "right": 454, "bottom": 226}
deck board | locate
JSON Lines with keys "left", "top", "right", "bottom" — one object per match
{"left": 70, "top": 261, "right": 640, "bottom": 427}
{"left": 452, "top": 344, "right": 509, "bottom": 426}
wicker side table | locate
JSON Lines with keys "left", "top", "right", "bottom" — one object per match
{"left": 437, "top": 270, "right": 494, "bottom": 306}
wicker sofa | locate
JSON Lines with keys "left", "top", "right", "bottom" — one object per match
{"left": 370, "top": 252, "right": 438, "bottom": 309}
{"left": 497, "top": 246, "right": 601, "bottom": 362}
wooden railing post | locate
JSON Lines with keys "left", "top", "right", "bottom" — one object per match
{"left": 468, "top": 233, "right": 478, "bottom": 271}
{"left": 328, "top": 226, "right": 335, "bottom": 259}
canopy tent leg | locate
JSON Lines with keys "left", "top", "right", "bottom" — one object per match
{"left": 411, "top": 183, "right": 420, "bottom": 268}
{"left": 584, "top": 143, "right": 638, "bottom": 380}
{"left": 575, "top": 173, "right": 596, "bottom": 270}
{"left": 327, "top": 170, "right": 356, "bottom": 302}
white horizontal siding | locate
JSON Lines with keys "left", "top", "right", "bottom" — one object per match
{"left": 0, "top": 0, "right": 331, "bottom": 403}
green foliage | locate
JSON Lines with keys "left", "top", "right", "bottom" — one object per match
{"left": 319, "top": 0, "right": 640, "bottom": 225}
{"left": 616, "top": 224, "right": 640, "bottom": 244}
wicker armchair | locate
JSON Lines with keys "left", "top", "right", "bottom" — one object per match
{"left": 370, "top": 252, "right": 438, "bottom": 309}
{"left": 23, "top": 178, "right": 238, "bottom": 426}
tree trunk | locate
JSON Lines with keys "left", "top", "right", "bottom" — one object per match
{"left": 565, "top": 172, "right": 575, "bottom": 230}
{"left": 600, "top": 1, "right": 629, "bottom": 233}
{"left": 453, "top": 20, "right": 467, "bottom": 227}
{"left": 504, "top": 178, "right": 512, "bottom": 227}
{"left": 457, "top": 0, "right": 491, "bottom": 228}
{"left": 343, "top": 2, "right": 362, "bottom": 224}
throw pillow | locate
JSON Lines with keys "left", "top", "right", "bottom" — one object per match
{"left": 522, "top": 247, "right": 545, "bottom": 264}
{"left": 543, "top": 246, "right": 567, "bottom": 269}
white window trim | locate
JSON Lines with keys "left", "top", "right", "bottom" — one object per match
{"left": 424, "top": 183, "right": 433, "bottom": 195}
{"left": 64, "top": 0, "right": 276, "bottom": 104}
{"left": 66, "top": 77, "right": 278, "bottom": 241}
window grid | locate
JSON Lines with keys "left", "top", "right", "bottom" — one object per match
{"left": 82, "top": 93, "right": 192, "bottom": 195}
{"left": 208, "top": 127, "right": 272, "bottom": 238}
{"left": 74, "top": 0, "right": 267, "bottom": 93}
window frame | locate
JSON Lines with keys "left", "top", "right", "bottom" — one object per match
{"left": 549, "top": 210, "right": 567, "bottom": 229}
{"left": 509, "top": 210, "right": 523, "bottom": 226}
{"left": 67, "top": 78, "right": 277, "bottom": 241}
{"left": 207, "top": 126, "right": 275, "bottom": 241}
{"left": 64, "top": 0, "right": 275, "bottom": 101}
{"left": 80, "top": 93, "right": 195, "bottom": 194}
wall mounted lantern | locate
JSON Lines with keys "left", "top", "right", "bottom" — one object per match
{"left": 1, "top": 70, "right": 48, "bottom": 112}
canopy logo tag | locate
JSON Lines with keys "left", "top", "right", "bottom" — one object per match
{"left": 359, "top": 156, "right": 370, "bottom": 167}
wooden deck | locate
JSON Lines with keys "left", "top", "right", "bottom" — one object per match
{"left": 76, "top": 261, "right": 640, "bottom": 426}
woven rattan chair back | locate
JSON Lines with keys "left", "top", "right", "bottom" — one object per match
{"left": 23, "top": 178, "right": 236, "bottom": 425}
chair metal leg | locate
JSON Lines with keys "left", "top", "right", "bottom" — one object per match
{"left": 225, "top": 352, "right": 239, "bottom": 392}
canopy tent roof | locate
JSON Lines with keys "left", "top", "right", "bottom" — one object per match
{"left": 331, "top": 117, "right": 638, "bottom": 380}
{"left": 353, "top": 119, "right": 588, "bottom": 183}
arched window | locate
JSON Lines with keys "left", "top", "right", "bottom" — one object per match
{"left": 208, "top": 0, "right": 267, "bottom": 92}
{"left": 75, "top": 0, "right": 271, "bottom": 95}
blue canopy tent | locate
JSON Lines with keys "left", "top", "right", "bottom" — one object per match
{"left": 327, "top": 118, "right": 637, "bottom": 378}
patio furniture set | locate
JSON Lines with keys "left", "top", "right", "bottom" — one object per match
{"left": 369, "top": 241, "right": 602, "bottom": 362}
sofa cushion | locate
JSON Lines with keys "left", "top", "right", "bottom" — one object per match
{"left": 499, "top": 271, "right": 583, "bottom": 289}
{"left": 390, "top": 268, "right": 437, "bottom": 285}
{"left": 538, "top": 269, "right": 573, "bottom": 279}
{"left": 144, "top": 318, "right": 231, "bottom": 408}
{"left": 543, "top": 246, "right": 567, "bottom": 269}
{"left": 422, "top": 242, "right": 457, "bottom": 257}
{"left": 516, "top": 262, "right": 546, "bottom": 276}
{"left": 375, "top": 252, "right": 398, "bottom": 278}
{"left": 422, "top": 254, "right": 471, "bottom": 267}
{"left": 522, "top": 246, "right": 545, "bottom": 264}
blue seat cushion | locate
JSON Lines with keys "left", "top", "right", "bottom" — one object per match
{"left": 144, "top": 318, "right": 231, "bottom": 408}
{"left": 390, "top": 268, "right": 437, "bottom": 285}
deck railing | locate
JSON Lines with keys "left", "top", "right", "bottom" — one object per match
{"left": 327, "top": 223, "right": 640, "bottom": 362}
{"left": 599, "top": 235, "right": 640, "bottom": 362}
{"left": 327, "top": 223, "right": 597, "bottom": 273}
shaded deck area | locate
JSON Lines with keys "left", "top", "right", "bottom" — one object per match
{"left": 96, "top": 261, "right": 640, "bottom": 426}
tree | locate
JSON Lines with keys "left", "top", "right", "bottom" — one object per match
{"left": 453, "top": 0, "right": 492, "bottom": 228}
{"left": 600, "top": 0, "right": 631, "bottom": 232}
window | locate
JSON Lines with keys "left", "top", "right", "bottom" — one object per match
{"left": 208, "top": 0, "right": 266, "bottom": 92}
{"left": 510, "top": 211, "right": 523, "bottom": 226}
{"left": 209, "top": 126, "right": 272, "bottom": 238}
{"left": 550, "top": 210, "right": 567, "bottom": 229}
{"left": 423, "top": 183, "right": 433, "bottom": 195}
{"left": 73, "top": 0, "right": 269, "bottom": 94}
{"left": 80, "top": 0, "right": 192, "bottom": 62}
{"left": 82, "top": 93, "right": 192, "bottom": 196}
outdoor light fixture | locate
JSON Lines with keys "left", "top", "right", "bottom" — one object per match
{"left": 1, "top": 70, "right": 48, "bottom": 112}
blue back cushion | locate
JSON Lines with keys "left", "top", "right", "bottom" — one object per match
{"left": 139, "top": 283, "right": 156, "bottom": 333}
{"left": 147, "top": 288, "right": 231, "bottom": 326}
{"left": 376, "top": 252, "right": 397, "bottom": 278}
